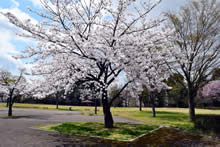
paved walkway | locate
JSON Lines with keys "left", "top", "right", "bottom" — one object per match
{"left": 0, "top": 108, "right": 142, "bottom": 147}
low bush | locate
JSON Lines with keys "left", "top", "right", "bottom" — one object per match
{"left": 194, "top": 115, "right": 220, "bottom": 134}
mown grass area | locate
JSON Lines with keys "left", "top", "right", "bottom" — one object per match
{"left": 0, "top": 103, "right": 79, "bottom": 111}
{"left": 1, "top": 103, "right": 220, "bottom": 133}
{"left": 37, "top": 122, "right": 158, "bottom": 141}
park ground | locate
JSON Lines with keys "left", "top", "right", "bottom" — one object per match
{"left": 0, "top": 103, "right": 220, "bottom": 146}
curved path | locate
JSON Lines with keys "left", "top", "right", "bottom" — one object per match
{"left": 0, "top": 108, "right": 142, "bottom": 147}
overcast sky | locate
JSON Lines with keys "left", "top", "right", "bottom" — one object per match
{"left": 0, "top": 0, "right": 188, "bottom": 76}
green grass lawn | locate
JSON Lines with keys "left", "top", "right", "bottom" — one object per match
{"left": 1, "top": 103, "right": 220, "bottom": 133}
{"left": 35, "top": 122, "right": 158, "bottom": 141}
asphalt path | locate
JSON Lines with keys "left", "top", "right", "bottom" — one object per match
{"left": 0, "top": 108, "right": 142, "bottom": 147}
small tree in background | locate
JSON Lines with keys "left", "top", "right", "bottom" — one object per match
{"left": 138, "top": 87, "right": 148, "bottom": 111}
{"left": 109, "top": 84, "right": 127, "bottom": 107}
{"left": 76, "top": 82, "right": 101, "bottom": 114}
{"left": 0, "top": 68, "right": 26, "bottom": 116}
{"left": 166, "top": 73, "right": 187, "bottom": 107}
{"left": 165, "top": 0, "right": 220, "bottom": 121}
{"left": 28, "top": 77, "right": 66, "bottom": 109}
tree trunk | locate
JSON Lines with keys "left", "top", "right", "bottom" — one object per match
{"left": 139, "top": 97, "right": 142, "bottom": 111}
{"left": 8, "top": 96, "right": 13, "bottom": 117}
{"left": 8, "top": 94, "right": 13, "bottom": 117}
{"left": 6, "top": 98, "right": 9, "bottom": 107}
{"left": 8, "top": 103, "right": 13, "bottom": 116}
{"left": 151, "top": 94, "right": 156, "bottom": 117}
{"left": 152, "top": 105, "right": 156, "bottom": 117}
{"left": 56, "top": 102, "right": 59, "bottom": 109}
{"left": 188, "top": 89, "right": 195, "bottom": 122}
{"left": 56, "top": 96, "right": 59, "bottom": 109}
{"left": 103, "top": 104, "right": 114, "bottom": 128}
{"left": 94, "top": 97, "right": 97, "bottom": 114}
{"left": 152, "top": 100, "right": 156, "bottom": 117}
{"left": 102, "top": 89, "right": 114, "bottom": 128}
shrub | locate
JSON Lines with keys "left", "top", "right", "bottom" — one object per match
{"left": 194, "top": 115, "right": 220, "bottom": 134}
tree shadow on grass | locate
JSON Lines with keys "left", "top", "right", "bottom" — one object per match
{"left": 0, "top": 115, "right": 49, "bottom": 120}
{"left": 136, "top": 111, "right": 194, "bottom": 130}
{"left": 142, "top": 111, "right": 189, "bottom": 122}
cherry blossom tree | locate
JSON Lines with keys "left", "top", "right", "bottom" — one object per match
{"left": 125, "top": 40, "right": 171, "bottom": 117}
{"left": 0, "top": 68, "right": 26, "bottom": 116}
{"left": 2, "top": 0, "right": 169, "bottom": 128}
{"left": 165, "top": 0, "right": 220, "bottom": 121}
{"left": 27, "top": 76, "right": 67, "bottom": 109}
{"left": 198, "top": 80, "right": 220, "bottom": 103}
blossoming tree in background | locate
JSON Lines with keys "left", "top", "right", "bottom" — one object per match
{"left": 0, "top": 68, "right": 26, "bottom": 116}
{"left": 198, "top": 80, "right": 220, "bottom": 104}
{"left": 27, "top": 75, "right": 68, "bottom": 109}
{"left": 2, "top": 0, "right": 170, "bottom": 128}
{"left": 124, "top": 35, "right": 171, "bottom": 117}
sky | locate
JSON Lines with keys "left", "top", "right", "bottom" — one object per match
{"left": 0, "top": 0, "right": 188, "bottom": 77}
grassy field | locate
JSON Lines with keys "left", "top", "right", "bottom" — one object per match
{"left": 1, "top": 103, "right": 220, "bottom": 132}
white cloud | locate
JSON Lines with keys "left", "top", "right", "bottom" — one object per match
{"left": 0, "top": 14, "right": 19, "bottom": 60}
{"left": 0, "top": 4, "right": 37, "bottom": 75}
{"left": 26, "top": 0, "right": 42, "bottom": 8}
{"left": 10, "top": 0, "right": 20, "bottom": 8}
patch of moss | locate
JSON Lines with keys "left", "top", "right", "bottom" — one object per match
{"left": 51, "top": 123, "right": 94, "bottom": 135}
{"left": 119, "top": 129, "right": 142, "bottom": 136}
{"left": 92, "top": 131, "right": 111, "bottom": 137}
